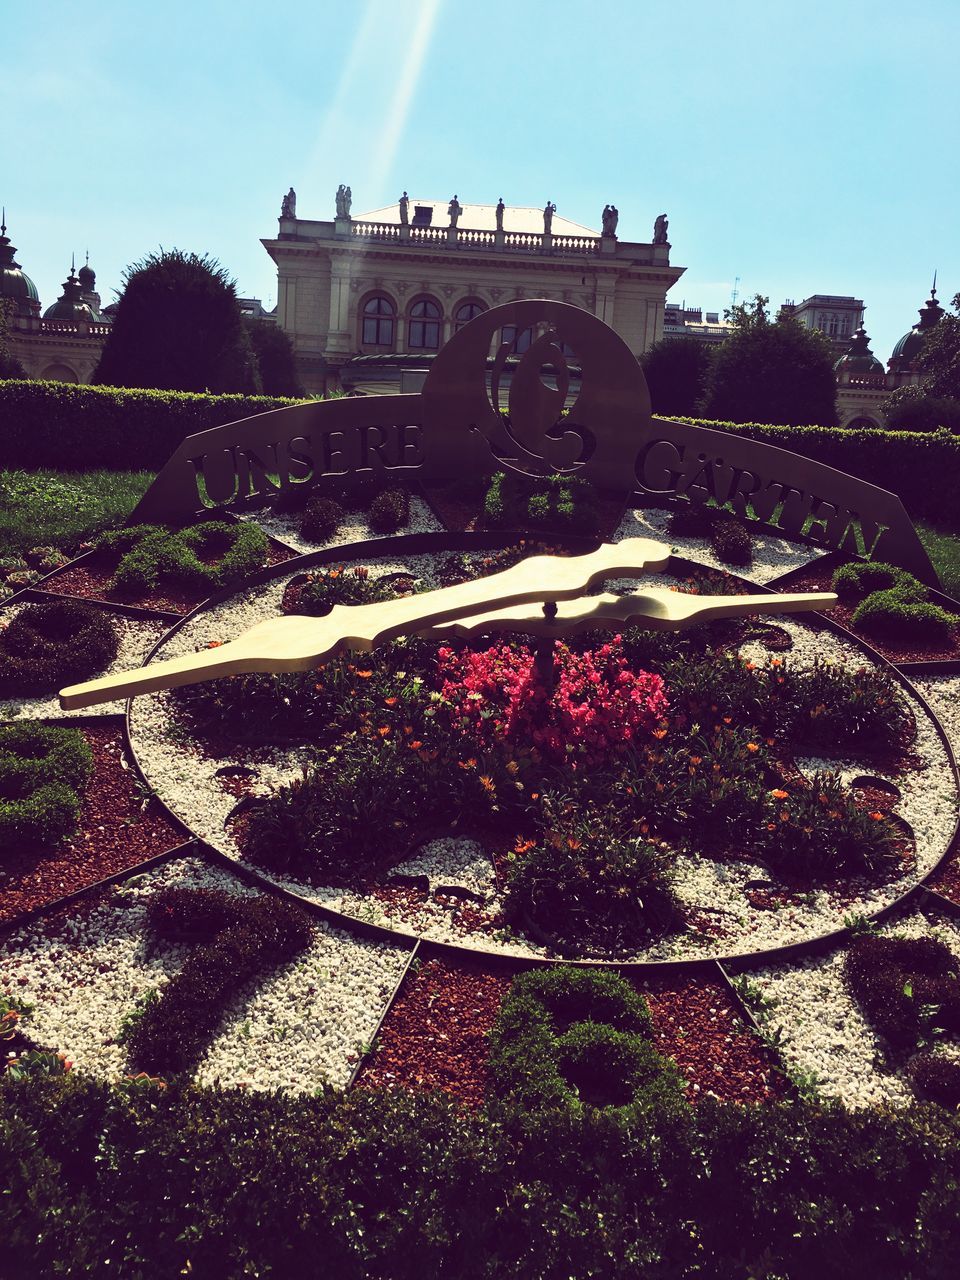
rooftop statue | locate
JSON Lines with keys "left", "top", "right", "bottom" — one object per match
{"left": 399, "top": 191, "right": 409, "bottom": 225}
{"left": 543, "top": 201, "right": 557, "bottom": 234}
{"left": 335, "top": 184, "right": 352, "bottom": 219}
{"left": 602, "top": 204, "right": 619, "bottom": 237}
{"left": 653, "top": 213, "right": 669, "bottom": 244}
{"left": 448, "top": 194, "right": 463, "bottom": 227}
{"left": 281, "top": 187, "right": 296, "bottom": 218}
{"left": 495, "top": 197, "right": 505, "bottom": 231}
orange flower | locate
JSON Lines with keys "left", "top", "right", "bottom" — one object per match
{"left": 377, "top": 726, "right": 391, "bottom": 737}
{"left": 384, "top": 696, "right": 397, "bottom": 706}
{"left": 409, "top": 739, "right": 423, "bottom": 750}
{"left": 505, "top": 760, "right": 519, "bottom": 776}
{"left": 329, "top": 568, "right": 341, "bottom": 579}
{"left": 770, "top": 658, "right": 782, "bottom": 667}
{"left": 744, "top": 661, "right": 756, "bottom": 671}
{"left": 770, "top": 788, "right": 789, "bottom": 800}
{"left": 514, "top": 837, "right": 536, "bottom": 855}
{"left": 356, "top": 670, "right": 373, "bottom": 679}
{"left": 869, "top": 811, "right": 885, "bottom": 821}
{"left": 480, "top": 775, "right": 496, "bottom": 793}
{"left": 206, "top": 640, "right": 224, "bottom": 649}
{"left": 746, "top": 742, "right": 759, "bottom": 753}
{"left": 652, "top": 728, "right": 668, "bottom": 740}
{"left": 566, "top": 837, "right": 582, "bottom": 851}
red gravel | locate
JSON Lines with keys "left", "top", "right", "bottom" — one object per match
{"left": 0, "top": 723, "right": 184, "bottom": 926}
{"left": 43, "top": 539, "right": 295, "bottom": 616}
{"left": 782, "top": 564, "right": 960, "bottom": 663}
{"left": 927, "top": 847, "right": 960, "bottom": 906}
{"left": 355, "top": 955, "right": 510, "bottom": 1108}
{"left": 635, "top": 974, "right": 786, "bottom": 1104}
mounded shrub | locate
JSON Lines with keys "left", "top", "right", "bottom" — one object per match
{"left": 709, "top": 516, "right": 752, "bottom": 566}
{"left": 124, "top": 886, "right": 314, "bottom": 1075}
{"left": 292, "top": 565, "right": 394, "bottom": 616}
{"left": 0, "top": 722, "right": 93, "bottom": 849}
{"left": 907, "top": 1053, "right": 960, "bottom": 1108}
{"left": 96, "top": 520, "right": 268, "bottom": 595}
{"left": 832, "top": 561, "right": 917, "bottom": 601}
{"left": 487, "top": 967, "right": 681, "bottom": 1112}
{"left": 852, "top": 589, "right": 956, "bottom": 645}
{"left": 845, "top": 932, "right": 960, "bottom": 1049}
{"left": 300, "top": 495, "right": 344, "bottom": 542}
{"left": 368, "top": 486, "right": 411, "bottom": 534}
{"left": 0, "top": 600, "right": 118, "bottom": 696}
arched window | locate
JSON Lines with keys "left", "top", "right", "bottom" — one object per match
{"left": 455, "top": 300, "right": 486, "bottom": 331}
{"left": 361, "top": 295, "right": 396, "bottom": 346}
{"left": 827, "top": 314, "right": 840, "bottom": 337}
{"left": 408, "top": 298, "right": 442, "bottom": 349}
{"left": 500, "top": 325, "right": 533, "bottom": 355}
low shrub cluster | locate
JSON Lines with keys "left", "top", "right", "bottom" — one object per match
{"left": 123, "top": 886, "right": 314, "bottom": 1075}
{"left": 482, "top": 471, "right": 599, "bottom": 536}
{"left": 668, "top": 502, "right": 752, "bottom": 566}
{"left": 833, "top": 561, "right": 956, "bottom": 645}
{"left": 0, "top": 600, "right": 118, "bottom": 696}
{"left": 487, "top": 967, "right": 681, "bottom": 1111}
{"left": 368, "top": 486, "right": 411, "bottom": 534}
{"left": 294, "top": 565, "right": 395, "bottom": 616}
{"left": 95, "top": 520, "right": 268, "bottom": 595}
{"left": 845, "top": 932, "right": 960, "bottom": 1049}
{"left": 0, "top": 722, "right": 93, "bottom": 850}
{"left": 907, "top": 1052, "right": 960, "bottom": 1108}
{"left": 300, "top": 494, "right": 344, "bottom": 542}
{"left": 6, "top": 1066, "right": 960, "bottom": 1275}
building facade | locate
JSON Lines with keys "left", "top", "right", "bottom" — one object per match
{"left": 780, "top": 294, "right": 864, "bottom": 354}
{"left": 262, "top": 193, "right": 685, "bottom": 394}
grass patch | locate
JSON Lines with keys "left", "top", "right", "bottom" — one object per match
{"left": 0, "top": 470, "right": 152, "bottom": 559}
{"left": 917, "top": 521, "right": 960, "bottom": 601}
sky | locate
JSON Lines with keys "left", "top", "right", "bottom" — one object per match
{"left": 5, "top": 0, "right": 958, "bottom": 363}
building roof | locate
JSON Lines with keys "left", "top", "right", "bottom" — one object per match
{"left": 43, "top": 266, "right": 96, "bottom": 323}
{"left": 353, "top": 199, "right": 600, "bottom": 238}
{"left": 835, "top": 323, "right": 884, "bottom": 376}
{"left": 0, "top": 217, "right": 40, "bottom": 312}
{"left": 889, "top": 284, "right": 944, "bottom": 368}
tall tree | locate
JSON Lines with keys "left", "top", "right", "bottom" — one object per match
{"left": 640, "top": 338, "right": 713, "bottom": 417}
{"left": 93, "top": 250, "right": 261, "bottom": 393}
{"left": 697, "top": 295, "right": 838, "bottom": 427}
{"left": 244, "top": 318, "right": 304, "bottom": 397}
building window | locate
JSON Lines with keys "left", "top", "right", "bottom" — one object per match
{"left": 455, "top": 301, "right": 486, "bottom": 331}
{"left": 408, "top": 298, "right": 442, "bottom": 349}
{"left": 361, "top": 295, "right": 396, "bottom": 346}
{"left": 827, "top": 314, "right": 840, "bottom": 336}
{"left": 500, "top": 325, "right": 533, "bottom": 354}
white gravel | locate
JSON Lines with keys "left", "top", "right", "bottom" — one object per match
{"left": 0, "top": 608, "right": 167, "bottom": 721}
{"left": 0, "top": 855, "right": 410, "bottom": 1092}
{"left": 614, "top": 506, "right": 828, "bottom": 583}
{"left": 241, "top": 495, "right": 442, "bottom": 555}
{"left": 740, "top": 905, "right": 960, "bottom": 1109}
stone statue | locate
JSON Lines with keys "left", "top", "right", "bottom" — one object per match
{"left": 336, "top": 185, "right": 352, "bottom": 219}
{"left": 335, "top": 185, "right": 345, "bottom": 218}
{"left": 495, "top": 198, "right": 505, "bottom": 231}
{"left": 653, "top": 213, "right": 669, "bottom": 244}
{"left": 448, "top": 194, "right": 462, "bottom": 228}
{"left": 601, "top": 204, "right": 619, "bottom": 238}
{"left": 281, "top": 187, "right": 296, "bottom": 218}
{"left": 399, "top": 191, "right": 409, "bottom": 225}
{"left": 543, "top": 201, "right": 556, "bottom": 234}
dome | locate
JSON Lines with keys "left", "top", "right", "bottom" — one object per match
{"left": 835, "top": 323, "right": 884, "bottom": 376}
{"left": 77, "top": 260, "right": 96, "bottom": 289}
{"left": 42, "top": 266, "right": 95, "bottom": 323}
{"left": 889, "top": 284, "right": 945, "bottom": 371}
{"left": 0, "top": 218, "right": 41, "bottom": 316}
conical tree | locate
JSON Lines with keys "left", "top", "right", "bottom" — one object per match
{"left": 93, "top": 249, "right": 261, "bottom": 393}
{"left": 244, "top": 317, "right": 304, "bottom": 396}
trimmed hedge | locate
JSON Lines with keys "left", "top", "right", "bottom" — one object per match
{"left": 0, "top": 722, "right": 93, "bottom": 849}
{"left": 0, "top": 379, "right": 303, "bottom": 471}
{"left": 3, "top": 1076, "right": 960, "bottom": 1277}
{"left": 95, "top": 521, "right": 269, "bottom": 594}
{"left": 0, "top": 600, "right": 118, "bottom": 695}
{"left": 664, "top": 417, "right": 960, "bottom": 524}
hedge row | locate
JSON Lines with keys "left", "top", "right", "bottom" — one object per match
{"left": 0, "top": 379, "right": 304, "bottom": 470}
{"left": 666, "top": 416, "right": 960, "bottom": 524}
{"left": 3, "top": 1076, "right": 960, "bottom": 1279}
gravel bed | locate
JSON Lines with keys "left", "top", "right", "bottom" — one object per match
{"left": 912, "top": 673, "right": 960, "bottom": 903}
{"left": 737, "top": 904, "right": 960, "bottom": 1109}
{"left": 240, "top": 495, "right": 442, "bottom": 554}
{"left": 614, "top": 506, "right": 828, "bottom": 583}
{"left": 0, "top": 723, "right": 183, "bottom": 926}
{"left": 0, "top": 609, "right": 168, "bottom": 721}
{"left": 356, "top": 955, "right": 510, "bottom": 1108}
{"left": 0, "top": 855, "right": 410, "bottom": 1093}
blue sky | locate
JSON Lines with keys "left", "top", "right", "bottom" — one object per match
{"left": 5, "top": 0, "right": 958, "bottom": 363}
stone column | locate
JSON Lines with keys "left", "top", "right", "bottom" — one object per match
{"left": 325, "top": 256, "right": 354, "bottom": 357}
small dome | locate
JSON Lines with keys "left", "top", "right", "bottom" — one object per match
{"left": 77, "top": 260, "right": 96, "bottom": 288}
{"left": 835, "top": 323, "right": 884, "bottom": 376}
{"left": 0, "top": 220, "right": 41, "bottom": 315}
{"left": 42, "top": 267, "right": 95, "bottom": 322}
{"left": 889, "top": 284, "right": 945, "bottom": 370}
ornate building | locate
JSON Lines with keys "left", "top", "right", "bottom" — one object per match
{"left": 0, "top": 217, "right": 111, "bottom": 383}
{"left": 262, "top": 191, "right": 685, "bottom": 394}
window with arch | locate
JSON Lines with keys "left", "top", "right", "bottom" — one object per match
{"left": 454, "top": 300, "right": 486, "bottom": 331}
{"left": 408, "top": 298, "right": 442, "bottom": 349}
{"left": 500, "top": 325, "right": 533, "bottom": 355}
{"left": 827, "top": 314, "right": 840, "bottom": 337}
{"left": 361, "top": 295, "right": 396, "bottom": 346}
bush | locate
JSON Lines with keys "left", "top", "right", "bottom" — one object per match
{"left": 832, "top": 561, "right": 916, "bottom": 601}
{"left": 0, "top": 722, "right": 93, "bottom": 849}
{"left": 769, "top": 657, "right": 909, "bottom": 752}
{"left": 124, "top": 886, "right": 314, "bottom": 1075}
{"left": 852, "top": 589, "right": 956, "bottom": 645}
{"left": 487, "top": 967, "right": 681, "bottom": 1113}
{"left": 368, "top": 487, "right": 411, "bottom": 534}
{"left": 96, "top": 520, "right": 268, "bottom": 595}
{"left": 504, "top": 802, "right": 677, "bottom": 952}
{"left": 710, "top": 516, "right": 752, "bottom": 566}
{"left": 483, "top": 471, "right": 506, "bottom": 525}
{"left": 908, "top": 1053, "right": 960, "bottom": 1107}
{"left": 480, "top": 471, "right": 599, "bottom": 535}
{"left": 300, "top": 495, "right": 343, "bottom": 542}
{"left": 293, "top": 565, "right": 394, "bottom": 616}
{"left": 0, "top": 380, "right": 301, "bottom": 471}
{"left": 0, "top": 600, "right": 118, "bottom": 696}
{"left": 845, "top": 933, "right": 960, "bottom": 1049}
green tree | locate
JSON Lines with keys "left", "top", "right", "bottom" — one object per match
{"left": 93, "top": 249, "right": 261, "bottom": 393}
{"left": 244, "top": 318, "right": 304, "bottom": 397}
{"left": 0, "top": 298, "right": 26, "bottom": 379}
{"left": 640, "top": 338, "right": 713, "bottom": 417}
{"left": 697, "top": 295, "right": 839, "bottom": 427}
